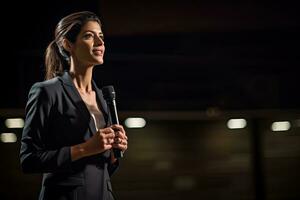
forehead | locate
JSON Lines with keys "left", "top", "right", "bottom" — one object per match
{"left": 80, "top": 21, "right": 102, "bottom": 33}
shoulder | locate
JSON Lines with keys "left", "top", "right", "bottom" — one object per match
{"left": 28, "top": 77, "right": 62, "bottom": 101}
{"left": 31, "top": 77, "right": 61, "bottom": 90}
{"left": 29, "top": 77, "right": 63, "bottom": 93}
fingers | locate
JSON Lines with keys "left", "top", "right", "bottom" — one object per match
{"left": 112, "top": 135, "right": 128, "bottom": 151}
{"left": 100, "top": 127, "right": 115, "bottom": 139}
{"left": 111, "top": 124, "right": 125, "bottom": 134}
{"left": 101, "top": 127, "right": 115, "bottom": 135}
{"left": 99, "top": 125, "right": 128, "bottom": 152}
{"left": 112, "top": 140, "right": 128, "bottom": 151}
{"left": 98, "top": 128, "right": 115, "bottom": 150}
{"left": 112, "top": 137, "right": 125, "bottom": 145}
{"left": 111, "top": 125, "right": 127, "bottom": 139}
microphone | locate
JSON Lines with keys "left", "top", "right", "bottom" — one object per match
{"left": 102, "top": 85, "right": 124, "bottom": 158}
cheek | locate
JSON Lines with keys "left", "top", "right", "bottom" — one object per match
{"left": 73, "top": 43, "right": 88, "bottom": 53}
{"left": 77, "top": 46, "right": 92, "bottom": 58}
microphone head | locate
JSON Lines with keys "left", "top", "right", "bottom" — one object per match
{"left": 102, "top": 85, "right": 116, "bottom": 101}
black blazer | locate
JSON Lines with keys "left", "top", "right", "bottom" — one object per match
{"left": 20, "top": 72, "right": 118, "bottom": 200}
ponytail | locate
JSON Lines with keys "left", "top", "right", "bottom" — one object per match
{"left": 45, "top": 40, "right": 69, "bottom": 80}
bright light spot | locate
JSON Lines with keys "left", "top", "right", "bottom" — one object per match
{"left": 0, "top": 133, "right": 17, "bottom": 143}
{"left": 227, "top": 118, "right": 247, "bottom": 129}
{"left": 124, "top": 117, "right": 146, "bottom": 128}
{"left": 271, "top": 121, "right": 291, "bottom": 132}
{"left": 5, "top": 118, "right": 24, "bottom": 128}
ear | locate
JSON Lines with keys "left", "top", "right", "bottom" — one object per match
{"left": 62, "top": 38, "right": 72, "bottom": 53}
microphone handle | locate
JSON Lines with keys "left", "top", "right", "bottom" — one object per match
{"left": 109, "top": 100, "right": 119, "bottom": 124}
{"left": 108, "top": 100, "right": 123, "bottom": 158}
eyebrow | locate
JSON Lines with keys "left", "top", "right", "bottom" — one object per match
{"left": 84, "top": 30, "right": 103, "bottom": 35}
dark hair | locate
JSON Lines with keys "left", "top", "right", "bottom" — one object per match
{"left": 45, "top": 11, "right": 101, "bottom": 80}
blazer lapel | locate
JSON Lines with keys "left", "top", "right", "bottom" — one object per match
{"left": 59, "top": 72, "right": 97, "bottom": 136}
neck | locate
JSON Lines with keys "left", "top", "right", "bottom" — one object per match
{"left": 69, "top": 63, "right": 94, "bottom": 93}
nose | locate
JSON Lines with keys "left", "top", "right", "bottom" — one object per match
{"left": 94, "top": 35, "right": 104, "bottom": 46}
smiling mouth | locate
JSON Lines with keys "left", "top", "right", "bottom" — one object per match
{"left": 93, "top": 50, "right": 103, "bottom": 55}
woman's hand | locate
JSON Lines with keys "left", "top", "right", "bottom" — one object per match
{"left": 86, "top": 127, "right": 117, "bottom": 154}
{"left": 71, "top": 125, "right": 128, "bottom": 161}
{"left": 71, "top": 127, "right": 115, "bottom": 161}
{"left": 111, "top": 124, "right": 128, "bottom": 153}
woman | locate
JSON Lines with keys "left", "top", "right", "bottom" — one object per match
{"left": 20, "top": 11, "right": 128, "bottom": 200}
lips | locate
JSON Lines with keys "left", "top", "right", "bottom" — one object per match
{"left": 93, "top": 49, "right": 103, "bottom": 56}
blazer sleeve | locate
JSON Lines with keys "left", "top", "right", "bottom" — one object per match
{"left": 20, "top": 83, "right": 72, "bottom": 173}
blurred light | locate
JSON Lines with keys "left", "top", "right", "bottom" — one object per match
{"left": 124, "top": 117, "right": 146, "bottom": 128}
{"left": 5, "top": 118, "right": 24, "bottom": 128}
{"left": 0, "top": 133, "right": 17, "bottom": 143}
{"left": 294, "top": 119, "right": 300, "bottom": 127}
{"left": 227, "top": 118, "right": 247, "bottom": 129}
{"left": 173, "top": 176, "right": 196, "bottom": 190}
{"left": 271, "top": 121, "right": 291, "bottom": 132}
{"left": 206, "top": 107, "right": 221, "bottom": 117}
{"left": 154, "top": 161, "right": 172, "bottom": 171}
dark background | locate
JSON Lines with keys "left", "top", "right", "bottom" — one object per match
{"left": 1, "top": 0, "right": 300, "bottom": 111}
{"left": 1, "top": 1, "right": 300, "bottom": 200}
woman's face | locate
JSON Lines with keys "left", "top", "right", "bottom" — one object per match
{"left": 70, "top": 20, "right": 105, "bottom": 66}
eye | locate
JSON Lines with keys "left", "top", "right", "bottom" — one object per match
{"left": 83, "top": 33, "right": 93, "bottom": 39}
{"left": 99, "top": 34, "right": 104, "bottom": 41}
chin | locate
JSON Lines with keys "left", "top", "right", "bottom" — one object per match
{"left": 94, "top": 58, "right": 104, "bottom": 65}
